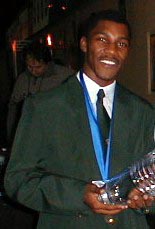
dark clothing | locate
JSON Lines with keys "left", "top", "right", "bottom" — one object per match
{"left": 0, "top": 197, "right": 38, "bottom": 229}
{"left": 7, "top": 61, "right": 74, "bottom": 146}
{"left": 4, "top": 75, "right": 155, "bottom": 229}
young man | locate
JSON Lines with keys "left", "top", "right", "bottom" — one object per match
{"left": 7, "top": 41, "right": 74, "bottom": 147}
{"left": 4, "top": 10, "right": 155, "bottom": 229}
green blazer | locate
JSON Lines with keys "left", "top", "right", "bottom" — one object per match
{"left": 4, "top": 75, "right": 155, "bottom": 229}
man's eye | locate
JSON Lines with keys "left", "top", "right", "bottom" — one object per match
{"left": 100, "top": 37, "right": 107, "bottom": 42}
{"left": 118, "top": 42, "right": 129, "bottom": 48}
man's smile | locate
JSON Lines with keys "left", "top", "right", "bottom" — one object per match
{"left": 99, "top": 57, "right": 120, "bottom": 67}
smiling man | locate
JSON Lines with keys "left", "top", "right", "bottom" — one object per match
{"left": 4, "top": 10, "right": 155, "bottom": 229}
{"left": 80, "top": 12, "right": 130, "bottom": 87}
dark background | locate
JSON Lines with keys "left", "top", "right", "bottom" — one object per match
{"left": 0, "top": 1, "right": 26, "bottom": 46}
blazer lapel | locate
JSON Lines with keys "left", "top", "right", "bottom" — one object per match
{"left": 110, "top": 83, "right": 136, "bottom": 178}
{"left": 65, "top": 76, "right": 102, "bottom": 181}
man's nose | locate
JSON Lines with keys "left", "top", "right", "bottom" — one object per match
{"left": 105, "top": 42, "right": 117, "bottom": 54}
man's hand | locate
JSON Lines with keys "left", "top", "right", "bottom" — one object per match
{"left": 127, "top": 188, "right": 154, "bottom": 210}
{"left": 84, "top": 183, "right": 128, "bottom": 215}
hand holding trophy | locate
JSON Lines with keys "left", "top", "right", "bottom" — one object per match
{"left": 93, "top": 149, "right": 155, "bottom": 224}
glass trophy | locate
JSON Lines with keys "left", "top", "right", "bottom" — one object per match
{"left": 93, "top": 149, "right": 155, "bottom": 224}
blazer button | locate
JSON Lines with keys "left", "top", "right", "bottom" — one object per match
{"left": 77, "top": 213, "right": 82, "bottom": 218}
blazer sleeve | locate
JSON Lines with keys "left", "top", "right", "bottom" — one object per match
{"left": 4, "top": 95, "right": 90, "bottom": 216}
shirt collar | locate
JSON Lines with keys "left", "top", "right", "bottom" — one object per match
{"left": 77, "top": 71, "right": 116, "bottom": 105}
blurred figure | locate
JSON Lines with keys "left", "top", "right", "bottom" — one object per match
{"left": 7, "top": 40, "right": 74, "bottom": 147}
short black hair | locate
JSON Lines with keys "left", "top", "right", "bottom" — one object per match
{"left": 79, "top": 9, "right": 131, "bottom": 40}
{"left": 23, "top": 40, "right": 52, "bottom": 63}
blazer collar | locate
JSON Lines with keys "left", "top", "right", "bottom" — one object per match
{"left": 65, "top": 76, "right": 102, "bottom": 180}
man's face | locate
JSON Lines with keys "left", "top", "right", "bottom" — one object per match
{"left": 80, "top": 20, "right": 130, "bottom": 86}
{"left": 26, "top": 58, "right": 48, "bottom": 77}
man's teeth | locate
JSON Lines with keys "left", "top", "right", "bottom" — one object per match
{"left": 100, "top": 60, "right": 115, "bottom": 65}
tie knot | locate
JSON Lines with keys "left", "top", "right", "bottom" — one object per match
{"left": 97, "top": 89, "right": 105, "bottom": 101}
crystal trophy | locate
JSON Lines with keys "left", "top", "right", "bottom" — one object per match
{"left": 93, "top": 149, "right": 155, "bottom": 224}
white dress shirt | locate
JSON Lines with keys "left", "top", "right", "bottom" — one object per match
{"left": 77, "top": 72, "right": 116, "bottom": 118}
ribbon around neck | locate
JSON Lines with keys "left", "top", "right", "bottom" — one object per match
{"left": 79, "top": 70, "right": 116, "bottom": 181}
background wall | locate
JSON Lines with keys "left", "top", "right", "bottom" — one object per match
{"left": 118, "top": 0, "right": 155, "bottom": 104}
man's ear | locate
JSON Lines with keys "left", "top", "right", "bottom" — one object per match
{"left": 80, "top": 36, "right": 87, "bottom": 53}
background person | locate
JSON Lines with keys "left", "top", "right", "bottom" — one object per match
{"left": 4, "top": 10, "right": 155, "bottom": 229}
{"left": 7, "top": 40, "right": 74, "bottom": 147}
